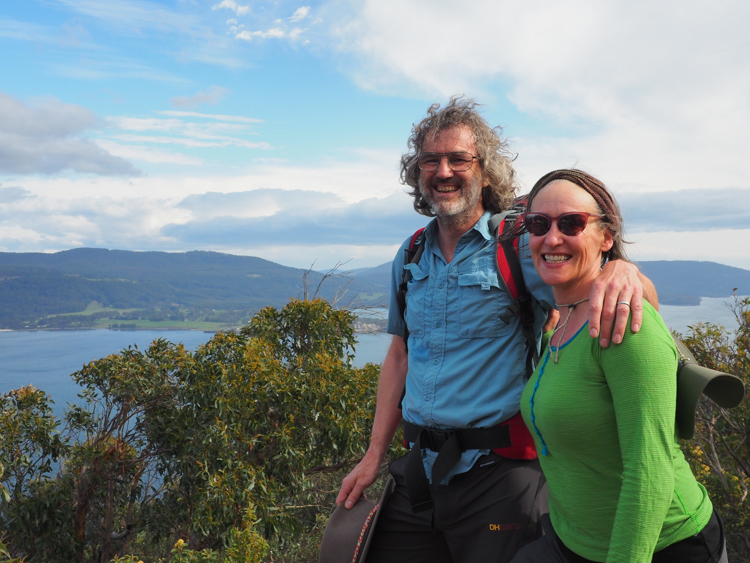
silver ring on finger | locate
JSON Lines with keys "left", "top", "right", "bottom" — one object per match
{"left": 617, "top": 301, "right": 631, "bottom": 308}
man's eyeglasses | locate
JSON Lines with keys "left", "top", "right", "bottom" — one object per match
{"left": 417, "top": 152, "right": 479, "bottom": 172}
{"left": 522, "top": 212, "right": 605, "bottom": 237}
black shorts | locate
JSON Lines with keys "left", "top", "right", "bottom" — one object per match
{"left": 365, "top": 451, "right": 548, "bottom": 563}
{"left": 512, "top": 509, "right": 727, "bottom": 563}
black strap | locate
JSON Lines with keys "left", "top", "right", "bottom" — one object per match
{"left": 396, "top": 230, "right": 426, "bottom": 356}
{"left": 401, "top": 420, "right": 512, "bottom": 513}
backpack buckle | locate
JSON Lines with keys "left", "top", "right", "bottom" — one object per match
{"left": 499, "top": 301, "right": 520, "bottom": 324}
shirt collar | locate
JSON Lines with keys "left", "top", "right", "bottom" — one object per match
{"left": 424, "top": 210, "right": 493, "bottom": 241}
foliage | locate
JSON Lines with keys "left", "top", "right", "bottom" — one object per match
{"left": 678, "top": 295, "right": 750, "bottom": 559}
{"left": 0, "top": 298, "right": 388, "bottom": 562}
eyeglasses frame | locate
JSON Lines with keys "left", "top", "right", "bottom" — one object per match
{"left": 417, "top": 152, "right": 480, "bottom": 172}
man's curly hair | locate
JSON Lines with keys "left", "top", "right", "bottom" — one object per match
{"left": 400, "top": 96, "right": 518, "bottom": 216}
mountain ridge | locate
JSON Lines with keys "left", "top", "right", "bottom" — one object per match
{"left": 0, "top": 248, "right": 747, "bottom": 329}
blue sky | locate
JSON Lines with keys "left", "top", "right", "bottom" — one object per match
{"left": 1, "top": 0, "right": 749, "bottom": 271}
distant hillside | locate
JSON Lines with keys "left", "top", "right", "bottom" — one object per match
{"left": 357, "top": 259, "right": 750, "bottom": 307}
{"left": 1, "top": 249, "right": 746, "bottom": 330}
{"left": 0, "top": 249, "right": 387, "bottom": 329}
{"left": 635, "top": 261, "right": 750, "bottom": 305}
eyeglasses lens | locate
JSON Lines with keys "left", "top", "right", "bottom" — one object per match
{"left": 418, "top": 152, "right": 475, "bottom": 172}
{"left": 557, "top": 214, "right": 589, "bottom": 236}
{"left": 524, "top": 213, "right": 592, "bottom": 236}
{"left": 524, "top": 215, "right": 551, "bottom": 236}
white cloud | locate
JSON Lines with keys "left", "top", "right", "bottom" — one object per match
{"left": 157, "top": 111, "right": 262, "bottom": 124}
{"left": 288, "top": 28, "right": 306, "bottom": 41}
{"left": 109, "top": 117, "right": 184, "bottom": 132}
{"left": 0, "top": 92, "right": 138, "bottom": 176}
{"left": 0, "top": 186, "right": 32, "bottom": 204}
{"left": 105, "top": 112, "right": 271, "bottom": 153}
{"left": 95, "top": 140, "right": 205, "bottom": 165}
{"left": 236, "top": 27, "right": 286, "bottom": 41}
{"left": 289, "top": 7, "right": 311, "bottom": 22}
{"left": 0, "top": 17, "right": 50, "bottom": 42}
{"left": 171, "top": 86, "right": 230, "bottom": 109}
{"left": 327, "top": 0, "right": 750, "bottom": 199}
{"left": 56, "top": 0, "right": 249, "bottom": 70}
{"left": 5, "top": 146, "right": 750, "bottom": 270}
{"left": 212, "top": 0, "right": 250, "bottom": 16}
{"left": 58, "top": 0, "right": 201, "bottom": 33}
{"left": 54, "top": 56, "right": 188, "bottom": 83}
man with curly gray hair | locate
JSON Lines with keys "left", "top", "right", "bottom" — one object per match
{"left": 401, "top": 97, "right": 518, "bottom": 218}
{"left": 335, "top": 97, "right": 656, "bottom": 563}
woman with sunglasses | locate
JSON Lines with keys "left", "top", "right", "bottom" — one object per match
{"left": 510, "top": 169, "right": 725, "bottom": 563}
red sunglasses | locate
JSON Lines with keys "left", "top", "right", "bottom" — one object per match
{"left": 522, "top": 212, "right": 605, "bottom": 237}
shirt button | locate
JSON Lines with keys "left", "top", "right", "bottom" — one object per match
{"left": 424, "top": 395, "right": 431, "bottom": 401}
{"left": 438, "top": 283, "right": 444, "bottom": 289}
{"left": 436, "top": 321, "right": 442, "bottom": 327}
{"left": 433, "top": 359, "right": 439, "bottom": 365}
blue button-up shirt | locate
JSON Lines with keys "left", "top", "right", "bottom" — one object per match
{"left": 387, "top": 211, "right": 554, "bottom": 482}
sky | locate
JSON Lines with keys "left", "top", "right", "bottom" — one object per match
{"left": 1, "top": 0, "right": 749, "bottom": 271}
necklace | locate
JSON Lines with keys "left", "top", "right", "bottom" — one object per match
{"left": 549, "top": 297, "right": 589, "bottom": 364}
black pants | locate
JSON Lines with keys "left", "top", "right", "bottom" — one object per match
{"left": 512, "top": 509, "right": 727, "bottom": 563}
{"left": 365, "top": 451, "right": 548, "bottom": 563}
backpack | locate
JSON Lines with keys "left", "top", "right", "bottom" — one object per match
{"left": 396, "top": 199, "right": 540, "bottom": 376}
{"left": 672, "top": 336, "right": 744, "bottom": 439}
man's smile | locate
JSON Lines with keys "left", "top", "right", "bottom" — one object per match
{"left": 432, "top": 182, "right": 461, "bottom": 193}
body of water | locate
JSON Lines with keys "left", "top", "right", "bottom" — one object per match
{"left": 0, "top": 329, "right": 391, "bottom": 417}
{"left": 0, "top": 296, "right": 744, "bottom": 416}
{"left": 659, "top": 296, "right": 745, "bottom": 334}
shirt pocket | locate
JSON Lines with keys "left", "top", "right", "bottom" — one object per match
{"left": 457, "top": 269, "right": 506, "bottom": 338}
{"left": 404, "top": 262, "right": 429, "bottom": 338}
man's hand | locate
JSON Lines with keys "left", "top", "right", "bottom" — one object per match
{"left": 588, "top": 260, "right": 644, "bottom": 347}
{"left": 336, "top": 449, "right": 382, "bottom": 509}
{"left": 543, "top": 308, "right": 560, "bottom": 334}
{"left": 336, "top": 335, "right": 408, "bottom": 509}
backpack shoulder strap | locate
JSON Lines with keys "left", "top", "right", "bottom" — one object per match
{"left": 491, "top": 204, "right": 539, "bottom": 377}
{"left": 395, "top": 227, "right": 426, "bottom": 410}
{"left": 395, "top": 227, "right": 426, "bottom": 353}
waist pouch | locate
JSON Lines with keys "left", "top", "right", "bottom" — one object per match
{"left": 401, "top": 413, "right": 537, "bottom": 513}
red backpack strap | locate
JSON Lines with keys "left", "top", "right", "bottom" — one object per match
{"left": 491, "top": 209, "right": 539, "bottom": 377}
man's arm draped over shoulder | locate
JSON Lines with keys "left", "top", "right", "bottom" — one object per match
{"left": 336, "top": 334, "right": 408, "bottom": 509}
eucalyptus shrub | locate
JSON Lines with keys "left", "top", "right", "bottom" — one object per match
{"left": 678, "top": 296, "right": 750, "bottom": 560}
{"left": 0, "top": 298, "right": 390, "bottom": 561}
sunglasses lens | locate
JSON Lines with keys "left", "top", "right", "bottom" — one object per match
{"left": 524, "top": 214, "right": 551, "bottom": 236}
{"left": 558, "top": 214, "right": 589, "bottom": 236}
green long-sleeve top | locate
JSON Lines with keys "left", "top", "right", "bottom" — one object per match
{"left": 520, "top": 303, "right": 712, "bottom": 563}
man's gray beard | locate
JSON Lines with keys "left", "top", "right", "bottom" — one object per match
{"left": 419, "top": 175, "right": 483, "bottom": 225}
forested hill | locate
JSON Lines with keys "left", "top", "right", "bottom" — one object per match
{"left": 0, "top": 248, "right": 388, "bottom": 329}
{"left": 0, "top": 249, "right": 747, "bottom": 329}
{"left": 350, "top": 259, "right": 750, "bottom": 306}
{"left": 635, "top": 260, "right": 750, "bottom": 305}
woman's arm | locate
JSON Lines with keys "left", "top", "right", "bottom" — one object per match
{"left": 599, "top": 308, "right": 678, "bottom": 563}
